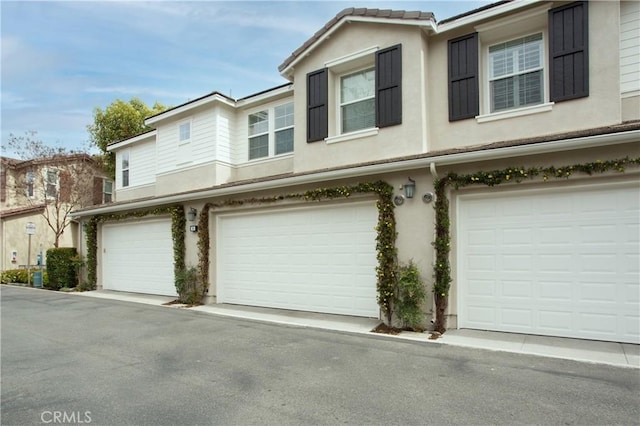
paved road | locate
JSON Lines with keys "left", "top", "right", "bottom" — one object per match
{"left": 2, "top": 285, "right": 639, "bottom": 425}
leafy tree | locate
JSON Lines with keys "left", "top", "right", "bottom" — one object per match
{"left": 87, "top": 98, "right": 167, "bottom": 178}
{"left": 4, "top": 131, "right": 104, "bottom": 247}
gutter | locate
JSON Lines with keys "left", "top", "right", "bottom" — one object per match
{"left": 71, "top": 129, "right": 639, "bottom": 218}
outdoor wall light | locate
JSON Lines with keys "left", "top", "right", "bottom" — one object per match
{"left": 422, "top": 192, "right": 435, "bottom": 204}
{"left": 187, "top": 208, "right": 197, "bottom": 222}
{"left": 393, "top": 195, "right": 405, "bottom": 206}
{"left": 403, "top": 178, "right": 416, "bottom": 199}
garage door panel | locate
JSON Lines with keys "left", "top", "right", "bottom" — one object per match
{"left": 459, "top": 182, "right": 640, "bottom": 343}
{"left": 218, "top": 202, "right": 378, "bottom": 317}
{"left": 102, "top": 220, "right": 176, "bottom": 297}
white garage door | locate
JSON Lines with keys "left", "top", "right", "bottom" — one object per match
{"left": 217, "top": 202, "right": 379, "bottom": 317}
{"left": 102, "top": 219, "right": 177, "bottom": 297}
{"left": 458, "top": 181, "right": 639, "bottom": 343}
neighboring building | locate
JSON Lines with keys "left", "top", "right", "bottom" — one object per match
{"left": 73, "top": 1, "right": 640, "bottom": 344}
{"left": 1, "top": 154, "right": 111, "bottom": 271}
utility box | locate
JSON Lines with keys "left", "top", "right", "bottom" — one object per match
{"left": 33, "top": 271, "right": 43, "bottom": 288}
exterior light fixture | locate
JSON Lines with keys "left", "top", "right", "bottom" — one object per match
{"left": 404, "top": 178, "right": 416, "bottom": 199}
{"left": 422, "top": 192, "right": 435, "bottom": 203}
{"left": 187, "top": 208, "right": 197, "bottom": 222}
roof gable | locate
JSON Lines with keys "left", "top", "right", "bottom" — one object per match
{"left": 278, "top": 7, "right": 435, "bottom": 76}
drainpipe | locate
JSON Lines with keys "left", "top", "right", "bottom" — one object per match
{"left": 428, "top": 162, "right": 439, "bottom": 327}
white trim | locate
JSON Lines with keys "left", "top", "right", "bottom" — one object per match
{"left": 238, "top": 152, "right": 294, "bottom": 167}
{"left": 280, "top": 16, "right": 435, "bottom": 77}
{"left": 145, "top": 93, "right": 235, "bottom": 126}
{"left": 474, "top": 3, "right": 551, "bottom": 33}
{"left": 622, "top": 90, "right": 640, "bottom": 99}
{"left": 436, "top": 0, "right": 542, "bottom": 34}
{"left": 177, "top": 119, "right": 192, "bottom": 145}
{"left": 476, "top": 102, "right": 554, "bottom": 123}
{"left": 325, "top": 46, "right": 379, "bottom": 69}
{"left": 71, "top": 129, "right": 640, "bottom": 217}
{"left": 325, "top": 128, "right": 379, "bottom": 145}
{"left": 236, "top": 85, "right": 294, "bottom": 108}
{"left": 107, "top": 131, "right": 156, "bottom": 152}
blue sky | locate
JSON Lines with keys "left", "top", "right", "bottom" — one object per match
{"left": 1, "top": 0, "right": 491, "bottom": 156}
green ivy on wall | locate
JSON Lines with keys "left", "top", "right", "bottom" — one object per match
{"left": 196, "top": 181, "right": 398, "bottom": 322}
{"left": 85, "top": 205, "right": 185, "bottom": 291}
{"left": 432, "top": 157, "right": 640, "bottom": 334}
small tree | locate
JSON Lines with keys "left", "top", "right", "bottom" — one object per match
{"left": 88, "top": 98, "right": 167, "bottom": 178}
{"left": 4, "top": 131, "right": 104, "bottom": 247}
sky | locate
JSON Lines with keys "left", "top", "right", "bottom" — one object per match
{"left": 1, "top": 0, "right": 492, "bottom": 157}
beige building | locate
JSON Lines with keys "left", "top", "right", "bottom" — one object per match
{"left": 73, "top": 1, "right": 639, "bottom": 344}
{"left": 1, "top": 155, "right": 111, "bottom": 271}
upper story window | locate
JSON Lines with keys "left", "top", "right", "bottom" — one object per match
{"left": 489, "top": 33, "right": 543, "bottom": 113}
{"left": 248, "top": 110, "right": 269, "bottom": 160}
{"left": 340, "top": 68, "right": 376, "bottom": 133}
{"left": 306, "top": 44, "right": 402, "bottom": 143}
{"left": 121, "top": 151, "right": 130, "bottom": 188}
{"left": 448, "top": 1, "right": 588, "bottom": 122}
{"left": 247, "top": 102, "right": 294, "bottom": 161}
{"left": 45, "top": 169, "right": 59, "bottom": 198}
{"left": 103, "top": 179, "right": 113, "bottom": 203}
{"left": 179, "top": 121, "right": 191, "bottom": 143}
{"left": 26, "top": 170, "right": 35, "bottom": 197}
{"left": 274, "top": 102, "right": 294, "bottom": 155}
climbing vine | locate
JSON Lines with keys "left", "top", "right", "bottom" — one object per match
{"left": 195, "top": 181, "right": 398, "bottom": 322}
{"left": 432, "top": 157, "right": 640, "bottom": 333}
{"left": 85, "top": 205, "right": 185, "bottom": 290}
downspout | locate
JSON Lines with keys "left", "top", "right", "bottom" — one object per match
{"left": 429, "top": 162, "right": 439, "bottom": 326}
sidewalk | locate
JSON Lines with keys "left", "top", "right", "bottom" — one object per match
{"left": 75, "top": 290, "right": 640, "bottom": 369}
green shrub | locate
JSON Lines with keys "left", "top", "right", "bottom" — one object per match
{"left": 395, "top": 261, "right": 427, "bottom": 331}
{"left": 175, "top": 266, "right": 203, "bottom": 305}
{"left": 46, "top": 248, "right": 78, "bottom": 290}
{"left": 1, "top": 269, "right": 49, "bottom": 285}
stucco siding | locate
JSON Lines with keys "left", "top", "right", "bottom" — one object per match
{"left": 427, "top": 1, "right": 623, "bottom": 153}
{"left": 290, "top": 23, "right": 427, "bottom": 173}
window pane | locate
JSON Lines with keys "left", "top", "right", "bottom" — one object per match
{"left": 122, "top": 170, "right": 129, "bottom": 187}
{"left": 341, "top": 68, "right": 375, "bottom": 104}
{"left": 249, "top": 134, "right": 269, "bottom": 160}
{"left": 122, "top": 152, "right": 129, "bottom": 169}
{"left": 104, "top": 180, "right": 113, "bottom": 193}
{"left": 275, "top": 102, "right": 294, "bottom": 129}
{"left": 341, "top": 98, "right": 375, "bottom": 133}
{"left": 489, "top": 33, "right": 543, "bottom": 112}
{"left": 249, "top": 111, "right": 269, "bottom": 136}
{"left": 275, "top": 128, "right": 294, "bottom": 155}
{"left": 179, "top": 122, "right": 190, "bottom": 142}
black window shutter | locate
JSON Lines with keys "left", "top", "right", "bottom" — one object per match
{"left": 307, "top": 68, "right": 328, "bottom": 142}
{"left": 376, "top": 44, "right": 402, "bottom": 128}
{"left": 549, "top": 1, "right": 589, "bottom": 102}
{"left": 448, "top": 33, "right": 479, "bottom": 121}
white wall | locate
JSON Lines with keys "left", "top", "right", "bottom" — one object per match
{"left": 621, "top": 1, "right": 640, "bottom": 96}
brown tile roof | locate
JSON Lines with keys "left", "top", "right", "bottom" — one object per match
{"left": 278, "top": 8, "right": 435, "bottom": 73}
{"left": 1, "top": 204, "right": 47, "bottom": 219}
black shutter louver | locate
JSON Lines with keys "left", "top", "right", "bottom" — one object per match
{"left": 307, "top": 68, "right": 328, "bottom": 142}
{"left": 549, "top": 1, "right": 589, "bottom": 102}
{"left": 448, "top": 33, "right": 479, "bottom": 121}
{"left": 376, "top": 44, "right": 402, "bottom": 128}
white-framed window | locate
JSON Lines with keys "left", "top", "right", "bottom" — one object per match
{"left": 248, "top": 110, "right": 269, "bottom": 160}
{"left": 340, "top": 67, "right": 375, "bottom": 134}
{"left": 26, "top": 170, "right": 35, "bottom": 197}
{"left": 103, "top": 179, "right": 113, "bottom": 203}
{"left": 489, "top": 33, "right": 544, "bottom": 113}
{"left": 178, "top": 121, "right": 191, "bottom": 143}
{"left": 121, "top": 151, "right": 130, "bottom": 188}
{"left": 274, "top": 102, "right": 294, "bottom": 155}
{"left": 45, "top": 169, "right": 59, "bottom": 198}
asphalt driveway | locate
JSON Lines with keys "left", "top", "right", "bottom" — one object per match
{"left": 2, "top": 285, "right": 639, "bottom": 425}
